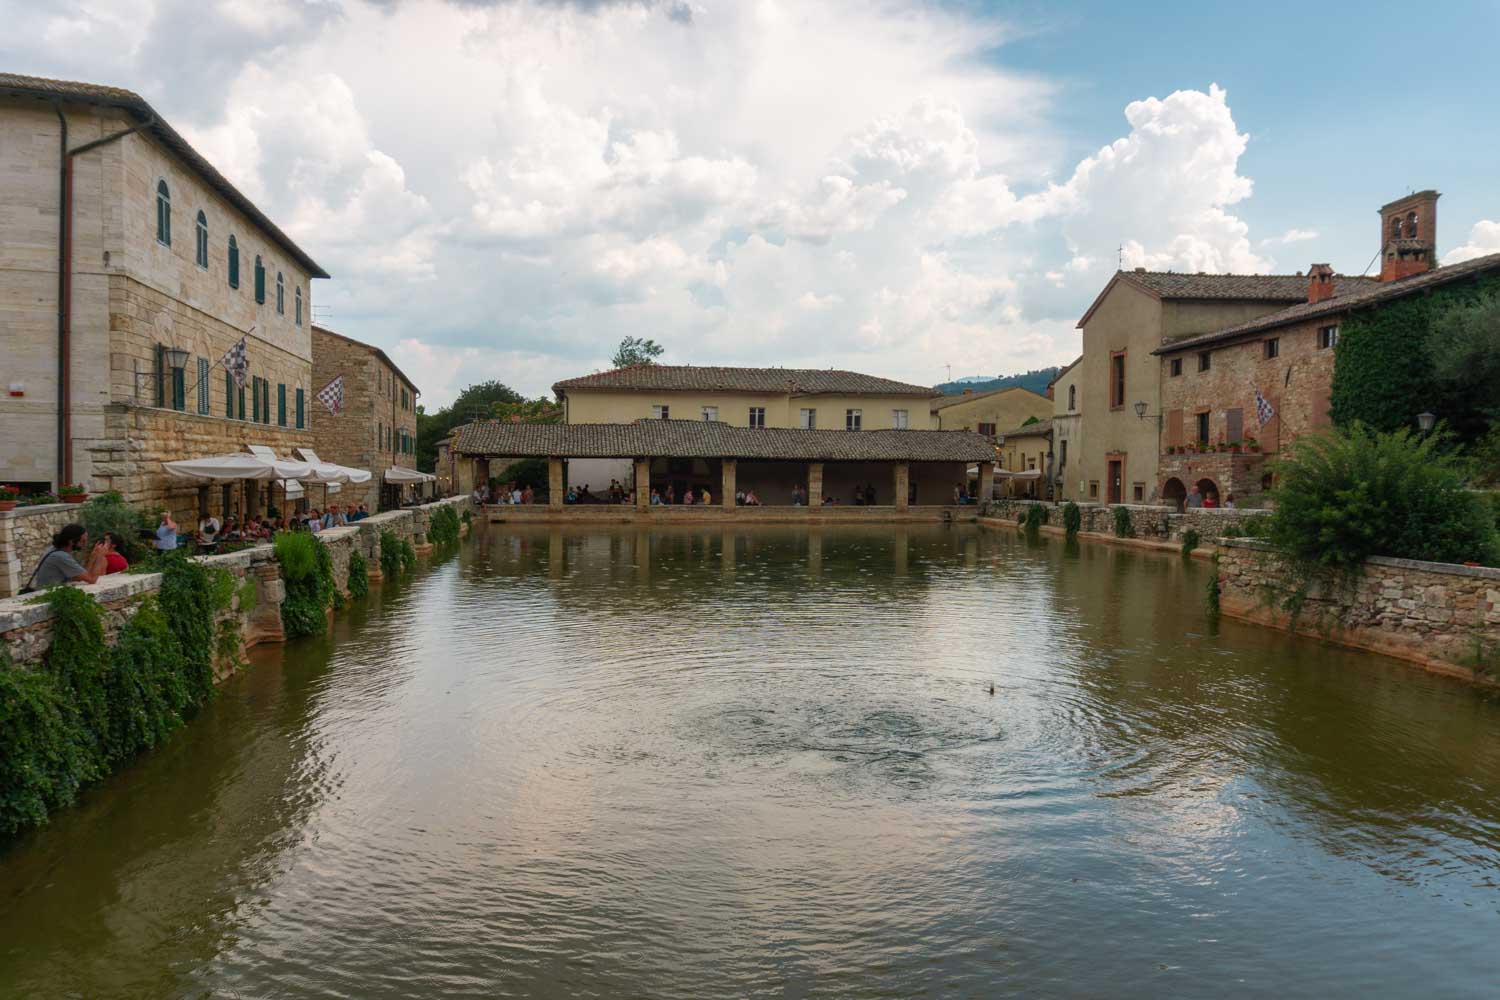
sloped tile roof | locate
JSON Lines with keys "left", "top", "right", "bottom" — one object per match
{"left": 998, "top": 418, "right": 1053, "bottom": 440}
{"left": 1077, "top": 269, "right": 1378, "bottom": 328}
{"left": 553, "top": 365, "right": 940, "bottom": 397}
{"left": 452, "top": 419, "right": 997, "bottom": 462}
{"left": 1154, "top": 252, "right": 1500, "bottom": 354}
{"left": 312, "top": 325, "right": 419, "bottom": 394}
{"left": 929, "top": 385, "right": 1050, "bottom": 411}
{"left": 0, "top": 72, "right": 328, "bottom": 279}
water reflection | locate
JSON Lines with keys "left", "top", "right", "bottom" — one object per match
{"left": 4, "top": 525, "right": 1500, "bottom": 999}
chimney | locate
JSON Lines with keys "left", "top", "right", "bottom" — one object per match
{"left": 1378, "top": 190, "right": 1440, "bottom": 282}
{"left": 1307, "top": 263, "right": 1335, "bottom": 304}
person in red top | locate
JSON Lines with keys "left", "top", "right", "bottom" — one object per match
{"left": 1203, "top": 491, "right": 1220, "bottom": 509}
{"left": 102, "top": 532, "right": 130, "bottom": 574}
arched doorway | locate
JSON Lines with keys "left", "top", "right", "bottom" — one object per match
{"left": 1162, "top": 477, "right": 1187, "bottom": 513}
{"left": 1196, "top": 478, "right": 1220, "bottom": 507}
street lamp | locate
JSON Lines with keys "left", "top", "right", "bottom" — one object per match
{"left": 166, "top": 346, "right": 191, "bottom": 371}
{"left": 1416, "top": 412, "right": 1437, "bottom": 434}
{"left": 1133, "top": 400, "right": 1147, "bottom": 419}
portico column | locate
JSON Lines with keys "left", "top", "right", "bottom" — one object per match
{"left": 548, "top": 456, "right": 564, "bottom": 511}
{"left": 808, "top": 462, "right": 823, "bottom": 507}
{"left": 978, "top": 461, "right": 994, "bottom": 504}
{"left": 634, "top": 457, "right": 650, "bottom": 510}
{"left": 722, "top": 458, "right": 737, "bottom": 511}
{"left": 894, "top": 462, "right": 910, "bottom": 511}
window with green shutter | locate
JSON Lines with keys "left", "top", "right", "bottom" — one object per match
{"left": 228, "top": 235, "right": 239, "bottom": 288}
{"left": 263, "top": 380, "right": 272, "bottom": 424}
{"left": 238, "top": 383, "right": 246, "bottom": 420}
{"left": 277, "top": 383, "right": 286, "bottom": 426}
{"left": 296, "top": 388, "right": 305, "bottom": 429}
{"left": 254, "top": 256, "right": 266, "bottom": 303}
{"left": 172, "top": 367, "right": 186, "bottom": 411}
{"left": 251, "top": 377, "right": 260, "bottom": 422}
{"left": 195, "top": 211, "right": 208, "bottom": 268}
{"left": 154, "top": 344, "right": 166, "bottom": 407}
{"left": 197, "top": 357, "right": 210, "bottom": 414}
{"left": 156, "top": 181, "right": 171, "bottom": 245}
{"left": 226, "top": 371, "right": 235, "bottom": 417}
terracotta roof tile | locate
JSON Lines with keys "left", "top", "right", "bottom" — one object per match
{"left": 1154, "top": 253, "right": 1500, "bottom": 354}
{"left": 552, "top": 365, "right": 939, "bottom": 397}
{"left": 998, "top": 419, "right": 1053, "bottom": 440}
{"left": 0, "top": 72, "right": 328, "bottom": 279}
{"left": 1077, "top": 269, "right": 1378, "bottom": 328}
{"left": 452, "top": 420, "right": 997, "bottom": 462}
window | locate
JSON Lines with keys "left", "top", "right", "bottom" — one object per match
{"left": 652, "top": 405, "right": 670, "bottom": 419}
{"left": 238, "top": 382, "right": 246, "bottom": 421}
{"left": 225, "top": 371, "right": 235, "bottom": 417}
{"left": 276, "top": 272, "right": 285, "bottom": 314}
{"left": 277, "top": 383, "right": 287, "bottom": 426}
{"left": 1405, "top": 211, "right": 1418, "bottom": 238}
{"left": 1068, "top": 384, "right": 1078, "bottom": 408}
{"left": 254, "top": 256, "right": 266, "bottom": 303}
{"left": 1318, "top": 325, "right": 1339, "bottom": 349}
{"left": 155, "top": 180, "right": 171, "bottom": 245}
{"left": 1059, "top": 439, "right": 1067, "bottom": 469}
{"left": 295, "top": 287, "right": 303, "bottom": 326}
{"left": 845, "top": 408, "right": 862, "bottom": 431}
{"left": 1133, "top": 483, "right": 1145, "bottom": 503}
{"left": 1196, "top": 410, "right": 1210, "bottom": 443}
{"left": 1169, "top": 358, "right": 1182, "bottom": 377}
{"left": 1264, "top": 338, "right": 1280, "bottom": 359}
{"left": 799, "top": 408, "right": 816, "bottom": 429}
{"left": 296, "top": 387, "right": 305, "bottom": 429}
{"left": 195, "top": 211, "right": 208, "bottom": 268}
{"left": 701, "top": 405, "right": 718, "bottom": 421}
{"left": 1226, "top": 407, "right": 1244, "bottom": 444}
{"left": 251, "top": 377, "right": 261, "bottom": 423}
{"left": 1110, "top": 351, "right": 1126, "bottom": 408}
{"left": 171, "top": 366, "right": 185, "bottom": 412}
{"left": 1390, "top": 215, "right": 1403, "bottom": 240}
{"left": 749, "top": 406, "right": 766, "bottom": 428}
{"left": 228, "top": 236, "right": 239, "bottom": 288}
{"left": 262, "top": 379, "right": 271, "bottom": 425}
{"left": 1198, "top": 351, "right": 1212, "bottom": 372}
{"left": 977, "top": 422, "right": 997, "bottom": 438}
{"left": 892, "top": 408, "right": 909, "bottom": 429}
{"left": 197, "top": 357, "right": 210, "bottom": 414}
{"left": 1088, "top": 481, "right": 1099, "bottom": 499}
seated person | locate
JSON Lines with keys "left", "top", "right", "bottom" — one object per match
{"left": 29, "top": 524, "right": 108, "bottom": 589}
{"left": 102, "top": 531, "right": 130, "bottom": 574}
{"left": 198, "top": 512, "right": 221, "bottom": 546}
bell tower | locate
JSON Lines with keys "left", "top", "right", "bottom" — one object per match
{"left": 1378, "top": 190, "right": 1440, "bottom": 282}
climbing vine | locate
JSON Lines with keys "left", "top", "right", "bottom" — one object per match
{"left": 1112, "top": 506, "right": 1134, "bottom": 538}
{"left": 1062, "top": 502, "right": 1081, "bottom": 540}
{"left": 428, "top": 505, "right": 461, "bottom": 546}
{"left": 347, "top": 550, "right": 369, "bottom": 600}
{"left": 380, "top": 529, "right": 416, "bottom": 579}
{"left": 275, "top": 531, "right": 335, "bottom": 638}
{"left": 1022, "top": 503, "right": 1046, "bottom": 540}
{"left": 1181, "top": 529, "right": 1201, "bottom": 558}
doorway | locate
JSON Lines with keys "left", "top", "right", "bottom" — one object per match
{"left": 1107, "top": 457, "right": 1124, "bottom": 505}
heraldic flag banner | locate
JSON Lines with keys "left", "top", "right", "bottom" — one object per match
{"left": 221, "top": 336, "right": 249, "bottom": 389}
{"left": 317, "top": 375, "right": 346, "bottom": 416}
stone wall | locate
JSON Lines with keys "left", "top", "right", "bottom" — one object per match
{"left": 985, "top": 497, "right": 1266, "bottom": 544}
{"left": 1217, "top": 540, "right": 1500, "bottom": 679}
{"left": 0, "top": 495, "right": 470, "bottom": 668}
{"left": 482, "top": 503, "right": 983, "bottom": 525}
{"left": 0, "top": 504, "right": 90, "bottom": 598}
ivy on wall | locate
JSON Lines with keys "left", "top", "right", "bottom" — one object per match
{"left": 428, "top": 506, "right": 461, "bottom": 546}
{"left": 380, "top": 530, "right": 416, "bottom": 579}
{"left": 274, "top": 532, "right": 335, "bottom": 638}
{"left": 347, "top": 551, "right": 369, "bottom": 601}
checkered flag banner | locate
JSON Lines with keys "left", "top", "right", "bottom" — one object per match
{"left": 221, "top": 336, "right": 249, "bottom": 389}
{"left": 316, "top": 375, "right": 345, "bottom": 416}
{"left": 1254, "top": 385, "right": 1276, "bottom": 427}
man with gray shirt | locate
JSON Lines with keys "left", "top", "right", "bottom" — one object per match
{"left": 28, "top": 524, "right": 107, "bottom": 590}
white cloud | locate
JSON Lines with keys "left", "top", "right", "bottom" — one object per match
{"left": 1443, "top": 220, "right": 1500, "bottom": 264}
{"left": 1260, "top": 228, "right": 1319, "bottom": 247}
{"left": 2, "top": 1, "right": 1294, "bottom": 405}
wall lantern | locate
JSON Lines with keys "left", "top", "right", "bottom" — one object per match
{"left": 166, "top": 346, "right": 191, "bottom": 370}
{"left": 1416, "top": 412, "right": 1437, "bottom": 433}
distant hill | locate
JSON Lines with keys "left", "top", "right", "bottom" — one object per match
{"left": 935, "top": 367, "right": 1062, "bottom": 397}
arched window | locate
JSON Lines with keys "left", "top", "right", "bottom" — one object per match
{"left": 295, "top": 286, "right": 303, "bottom": 326}
{"left": 254, "top": 255, "right": 266, "bottom": 304}
{"left": 194, "top": 211, "right": 208, "bottom": 268}
{"left": 156, "top": 180, "right": 171, "bottom": 245}
{"left": 1068, "top": 384, "right": 1076, "bottom": 410}
{"left": 228, "top": 235, "right": 240, "bottom": 288}
{"left": 276, "top": 272, "right": 285, "bottom": 314}
{"left": 1390, "top": 215, "right": 1402, "bottom": 240}
{"left": 1405, "top": 211, "right": 1419, "bottom": 238}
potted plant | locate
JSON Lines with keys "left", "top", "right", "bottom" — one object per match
{"left": 0, "top": 484, "right": 18, "bottom": 511}
{"left": 1229, "top": 441, "right": 1242, "bottom": 454}
{"left": 1245, "top": 436, "right": 1261, "bottom": 453}
{"left": 58, "top": 483, "right": 88, "bottom": 504}
{"left": 21, "top": 492, "right": 60, "bottom": 507}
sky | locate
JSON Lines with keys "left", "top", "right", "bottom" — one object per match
{"left": 5, "top": 0, "right": 1498, "bottom": 406}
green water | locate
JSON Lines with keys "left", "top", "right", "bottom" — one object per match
{"left": 4, "top": 524, "right": 1500, "bottom": 999}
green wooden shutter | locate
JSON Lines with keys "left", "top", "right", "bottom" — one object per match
{"left": 197, "top": 357, "right": 210, "bottom": 414}
{"left": 172, "top": 368, "right": 186, "bottom": 411}
{"left": 254, "top": 258, "right": 265, "bottom": 304}
{"left": 155, "top": 344, "right": 166, "bottom": 407}
{"left": 296, "top": 388, "right": 305, "bottom": 429}
{"left": 238, "top": 384, "right": 246, "bottom": 420}
{"left": 278, "top": 383, "right": 286, "bottom": 426}
{"left": 252, "top": 378, "right": 260, "bottom": 422}
{"left": 228, "top": 236, "right": 239, "bottom": 288}
{"left": 226, "top": 371, "right": 234, "bottom": 417}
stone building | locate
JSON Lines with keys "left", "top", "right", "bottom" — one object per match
{"left": 1071, "top": 269, "right": 1369, "bottom": 506}
{"left": 310, "top": 326, "right": 420, "bottom": 511}
{"left": 1153, "top": 192, "right": 1500, "bottom": 508}
{"left": 996, "top": 420, "right": 1052, "bottom": 499}
{"left": 552, "top": 365, "right": 942, "bottom": 488}
{"left": 929, "top": 386, "right": 1052, "bottom": 438}
{"left": 0, "top": 74, "right": 327, "bottom": 519}
{"left": 1048, "top": 356, "right": 1084, "bottom": 500}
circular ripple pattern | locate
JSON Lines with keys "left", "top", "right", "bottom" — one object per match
{"left": 4, "top": 524, "right": 1500, "bottom": 999}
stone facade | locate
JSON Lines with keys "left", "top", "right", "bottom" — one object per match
{"left": 0, "top": 93, "right": 322, "bottom": 503}
{"left": 310, "top": 326, "right": 419, "bottom": 512}
{"left": 1217, "top": 540, "right": 1500, "bottom": 680}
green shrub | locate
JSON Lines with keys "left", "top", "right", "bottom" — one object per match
{"left": 1181, "top": 529, "right": 1201, "bottom": 557}
{"left": 1268, "top": 424, "right": 1500, "bottom": 571}
{"left": 347, "top": 550, "right": 369, "bottom": 600}
{"left": 158, "top": 553, "right": 230, "bottom": 704}
{"left": 1206, "top": 556, "right": 1222, "bottom": 619}
{"left": 1112, "top": 505, "right": 1133, "bottom": 538}
{"left": 79, "top": 491, "right": 146, "bottom": 562}
{"left": 461, "top": 508, "right": 473, "bottom": 526}
{"left": 428, "top": 505, "right": 461, "bottom": 546}
{"left": 380, "top": 530, "right": 402, "bottom": 578}
{"left": 1062, "top": 502, "right": 1081, "bottom": 539}
{"left": 0, "top": 663, "right": 90, "bottom": 836}
{"left": 105, "top": 597, "right": 190, "bottom": 762}
{"left": 40, "top": 586, "right": 110, "bottom": 773}
{"left": 1023, "top": 503, "right": 1047, "bottom": 538}
{"left": 275, "top": 531, "right": 335, "bottom": 638}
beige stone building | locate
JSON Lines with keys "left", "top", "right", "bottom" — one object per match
{"left": 996, "top": 419, "right": 1052, "bottom": 499}
{"left": 0, "top": 74, "right": 327, "bottom": 518}
{"left": 310, "top": 326, "right": 420, "bottom": 512}
{"left": 1071, "top": 270, "right": 1366, "bottom": 505}
{"left": 1048, "top": 357, "right": 1084, "bottom": 500}
{"left": 929, "top": 386, "right": 1052, "bottom": 438}
{"left": 552, "top": 365, "right": 941, "bottom": 488}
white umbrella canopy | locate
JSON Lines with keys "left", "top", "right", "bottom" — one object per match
{"left": 384, "top": 466, "right": 431, "bottom": 483}
{"left": 295, "top": 448, "right": 371, "bottom": 484}
{"left": 164, "top": 453, "right": 279, "bottom": 481}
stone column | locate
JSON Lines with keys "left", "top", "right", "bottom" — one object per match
{"left": 634, "top": 458, "right": 650, "bottom": 510}
{"left": 978, "top": 462, "right": 994, "bottom": 504}
{"left": 548, "top": 456, "right": 564, "bottom": 511}
{"left": 722, "top": 458, "right": 737, "bottom": 511}
{"left": 807, "top": 462, "right": 823, "bottom": 508}
{"left": 894, "top": 462, "right": 910, "bottom": 511}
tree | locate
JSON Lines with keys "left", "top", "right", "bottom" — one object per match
{"left": 1429, "top": 287, "right": 1500, "bottom": 438}
{"left": 612, "top": 336, "right": 665, "bottom": 368}
{"left": 415, "top": 379, "right": 527, "bottom": 471}
{"left": 491, "top": 397, "right": 562, "bottom": 424}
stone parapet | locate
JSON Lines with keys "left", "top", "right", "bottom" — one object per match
{"left": 481, "top": 503, "right": 981, "bottom": 524}
{"left": 0, "top": 503, "right": 91, "bottom": 598}
{"left": 985, "top": 497, "right": 1264, "bottom": 543}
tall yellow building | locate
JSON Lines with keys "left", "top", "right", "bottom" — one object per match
{"left": 929, "top": 386, "right": 1052, "bottom": 438}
